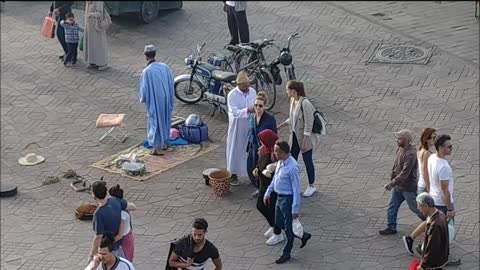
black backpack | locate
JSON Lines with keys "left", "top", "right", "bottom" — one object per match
{"left": 301, "top": 99, "right": 327, "bottom": 135}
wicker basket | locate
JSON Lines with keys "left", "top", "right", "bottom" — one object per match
{"left": 209, "top": 170, "right": 231, "bottom": 196}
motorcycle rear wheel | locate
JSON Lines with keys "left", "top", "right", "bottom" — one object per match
{"left": 174, "top": 79, "right": 204, "bottom": 104}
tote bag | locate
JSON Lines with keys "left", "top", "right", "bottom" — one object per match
{"left": 41, "top": 16, "right": 56, "bottom": 38}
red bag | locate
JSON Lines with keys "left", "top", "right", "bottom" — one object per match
{"left": 408, "top": 258, "right": 421, "bottom": 270}
{"left": 41, "top": 16, "right": 56, "bottom": 38}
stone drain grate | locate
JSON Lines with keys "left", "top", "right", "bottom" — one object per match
{"left": 366, "top": 43, "right": 436, "bottom": 65}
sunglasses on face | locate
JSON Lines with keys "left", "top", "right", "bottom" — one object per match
{"left": 254, "top": 104, "right": 264, "bottom": 108}
{"left": 443, "top": 144, "right": 453, "bottom": 149}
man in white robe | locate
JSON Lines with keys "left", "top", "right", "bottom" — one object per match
{"left": 226, "top": 71, "right": 256, "bottom": 185}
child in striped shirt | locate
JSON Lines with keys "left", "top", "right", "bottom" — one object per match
{"left": 60, "top": 12, "right": 84, "bottom": 67}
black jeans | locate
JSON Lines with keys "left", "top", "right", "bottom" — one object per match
{"left": 290, "top": 133, "right": 315, "bottom": 185}
{"left": 55, "top": 16, "right": 68, "bottom": 55}
{"left": 257, "top": 190, "right": 281, "bottom": 235}
{"left": 226, "top": 6, "right": 249, "bottom": 45}
{"left": 65, "top": 42, "right": 78, "bottom": 64}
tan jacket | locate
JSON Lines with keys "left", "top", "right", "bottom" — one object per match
{"left": 284, "top": 97, "right": 320, "bottom": 152}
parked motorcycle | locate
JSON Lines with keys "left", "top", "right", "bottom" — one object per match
{"left": 270, "top": 33, "right": 300, "bottom": 83}
{"left": 174, "top": 43, "right": 238, "bottom": 116}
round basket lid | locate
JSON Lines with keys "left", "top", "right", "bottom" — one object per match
{"left": 202, "top": 168, "right": 220, "bottom": 176}
{"left": 0, "top": 182, "right": 17, "bottom": 198}
{"left": 122, "top": 162, "right": 145, "bottom": 172}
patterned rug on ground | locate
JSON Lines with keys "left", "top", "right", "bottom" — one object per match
{"left": 91, "top": 142, "right": 220, "bottom": 181}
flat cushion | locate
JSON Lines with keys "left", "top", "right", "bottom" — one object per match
{"left": 96, "top": 113, "right": 125, "bottom": 128}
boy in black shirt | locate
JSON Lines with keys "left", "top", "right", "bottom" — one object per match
{"left": 169, "top": 218, "right": 223, "bottom": 270}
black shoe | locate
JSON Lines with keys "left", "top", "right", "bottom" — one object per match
{"left": 402, "top": 236, "right": 414, "bottom": 255}
{"left": 379, "top": 228, "right": 397, "bottom": 235}
{"left": 300, "top": 233, "right": 311, "bottom": 248}
{"left": 275, "top": 255, "right": 290, "bottom": 264}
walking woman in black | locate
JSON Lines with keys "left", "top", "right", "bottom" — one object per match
{"left": 253, "top": 129, "right": 284, "bottom": 246}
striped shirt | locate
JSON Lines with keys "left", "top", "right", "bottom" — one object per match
{"left": 60, "top": 20, "right": 84, "bottom": 43}
{"left": 93, "top": 256, "right": 135, "bottom": 270}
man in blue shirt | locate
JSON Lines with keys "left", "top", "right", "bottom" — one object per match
{"left": 264, "top": 141, "right": 312, "bottom": 264}
{"left": 88, "top": 180, "right": 136, "bottom": 263}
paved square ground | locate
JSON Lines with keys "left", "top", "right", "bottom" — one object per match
{"left": 1, "top": 1, "right": 478, "bottom": 269}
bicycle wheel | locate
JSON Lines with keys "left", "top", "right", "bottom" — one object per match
{"left": 255, "top": 68, "right": 277, "bottom": 110}
{"left": 237, "top": 54, "right": 259, "bottom": 85}
{"left": 174, "top": 78, "right": 204, "bottom": 104}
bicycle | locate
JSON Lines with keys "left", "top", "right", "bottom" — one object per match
{"left": 234, "top": 39, "right": 278, "bottom": 110}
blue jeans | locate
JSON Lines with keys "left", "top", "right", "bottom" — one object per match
{"left": 275, "top": 194, "right": 311, "bottom": 257}
{"left": 417, "top": 186, "right": 426, "bottom": 195}
{"left": 435, "top": 204, "right": 454, "bottom": 216}
{"left": 65, "top": 42, "right": 78, "bottom": 64}
{"left": 290, "top": 133, "right": 315, "bottom": 185}
{"left": 387, "top": 187, "right": 426, "bottom": 230}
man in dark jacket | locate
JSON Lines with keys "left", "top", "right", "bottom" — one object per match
{"left": 416, "top": 192, "right": 449, "bottom": 270}
{"left": 48, "top": 1, "right": 73, "bottom": 60}
{"left": 379, "top": 129, "right": 426, "bottom": 235}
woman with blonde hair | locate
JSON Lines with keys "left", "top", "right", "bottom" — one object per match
{"left": 278, "top": 80, "right": 320, "bottom": 197}
{"left": 247, "top": 91, "right": 277, "bottom": 197}
{"left": 84, "top": 1, "right": 111, "bottom": 70}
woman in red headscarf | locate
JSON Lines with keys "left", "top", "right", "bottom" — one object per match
{"left": 253, "top": 129, "right": 284, "bottom": 246}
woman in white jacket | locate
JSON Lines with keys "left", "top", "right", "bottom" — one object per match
{"left": 278, "top": 80, "right": 320, "bottom": 197}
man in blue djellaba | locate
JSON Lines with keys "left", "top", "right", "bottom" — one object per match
{"left": 138, "top": 44, "right": 175, "bottom": 156}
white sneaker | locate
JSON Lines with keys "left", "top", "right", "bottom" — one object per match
{"left": 264, "top": 227, "right": 274, "bottom": 238}
{"left": 97, "top": 65, "right": 108, "bottom": 71}
{"left": 303, "top": 186, "right": 316, "bottom": 197}
{"left": 266, "top": 234, "right": 284, "bottom": 246}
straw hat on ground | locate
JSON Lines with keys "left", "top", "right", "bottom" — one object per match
{"left": 18, "top": 153, "right": 45, "bottom": 166}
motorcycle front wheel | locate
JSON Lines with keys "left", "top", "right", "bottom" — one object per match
{"left": 286, "top": 66, "right": 296, "bottom": 80}
{"left": 174, "top": 78, "right": 204, "bottom": 104}
{"left": 255, "top": 68, "right": 277, "bottom": 111}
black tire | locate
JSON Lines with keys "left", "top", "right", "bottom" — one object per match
{"left": 236, "top": 52, "right": 258, "bottom": 85}
{"left": 286, "top": 66, "right": 296, "bottom": 80}
{"left": 174, "top": 78, "right": 204, "bottom": 104}
{"left": 140, "top": 1, "right": 159, "bottom": 24}
{"left": 255, "top": 68, "right": 277, "bottom": 110}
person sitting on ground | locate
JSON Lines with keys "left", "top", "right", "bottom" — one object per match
{"left": 168, "top": 218, "right": 223, "bottom": 270}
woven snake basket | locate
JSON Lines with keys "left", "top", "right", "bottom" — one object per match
{"left": 209, "top": 170, "right": 231, "bottom": 196}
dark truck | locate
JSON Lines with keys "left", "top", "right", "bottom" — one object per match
{"left": 74, "top": 1, "right": 183, "bottom": 24}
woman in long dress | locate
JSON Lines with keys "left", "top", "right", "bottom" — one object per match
{"left": 84, "top": 1, "right": 110, "bottom": 70}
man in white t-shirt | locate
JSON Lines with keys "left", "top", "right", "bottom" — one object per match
{"left": 86, "top": 233, "right": 135, "bottom": 270}
{"left": 428, "top": 134, "right": 455, "bottom": 216}
{"left": 402, "top": 134, "right": 461, "bottom": 266}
